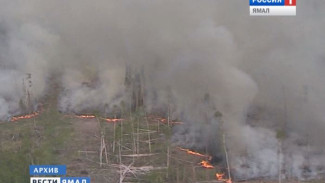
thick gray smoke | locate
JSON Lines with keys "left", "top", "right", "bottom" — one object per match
{"left": 1, "top": 0, "right": 325, "bottom": 180}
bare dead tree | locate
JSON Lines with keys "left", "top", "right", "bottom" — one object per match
{"left": 113, "top": 121, "right": 116, "bottom": 153}
{"left": 119, "top": 141, "right": 123, "bottom": 183}
{"left": 167, "top": 102, "right": 170, "bottom": 127}
{"left": 192, "top": 165, "right": 197, "bottom": 182}
{"left": 99, "top": 133, "right": 109, "bottom": 167}
{"left": 145, "top": 114, "right": 152, "bottom": 153}
{"left": 131, "top": 116, "right": 136, "bottom": 163}
{"left": 137, "top": 117, "right": 140, "bottom": 154}
{"left": 166, "top": 146, "right": 170, "bottom": 179}
{"left": 223, "top": 134, "right": 231, "bottom": 182}
{"left": 278, "top": 140, "right": 282, "bottom": 183}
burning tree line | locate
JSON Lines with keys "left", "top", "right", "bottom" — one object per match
{"left": 8, "top": 66, "right": 235, "bottom": 182}
{"left": 10, "top": 65, "right": 310, "bottom": 183}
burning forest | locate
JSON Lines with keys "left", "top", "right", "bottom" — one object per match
{"left": 1, "top": 0, "right": 325, "bottom": 182}
{"left": 10, "top": 111, "right": 40, "bottom": 122}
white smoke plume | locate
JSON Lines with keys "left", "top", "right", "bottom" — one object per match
{"left": 0, "top": 0, "right": 325, "bottom": 180}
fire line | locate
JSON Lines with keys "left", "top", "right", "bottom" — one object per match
{"left": 11, "top": 112, "right": 40, "bottom": 122}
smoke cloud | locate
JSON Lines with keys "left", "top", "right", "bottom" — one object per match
{"left": 1, "top": 0, "right": 324, "bottom": 180}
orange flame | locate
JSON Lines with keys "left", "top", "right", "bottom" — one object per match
{"left": 216, "top": 173, "right": 224, "bottom": 180}
{"left": 11, "top": 112, "right": 39, "bottom": 122}
{"left": 216, "top": 173, "right": 232, "bottom": 183}
{"left": 105, "top": 118, "right": 124, "bottom": 123}
{"left": 75, "top": 114, "right": 96, "bottom": 119}
{"left": 178, "top": 147, "right": 210, "bottom": 158}
{"left": 199, "top": 160, "right": 214, "bottom": 169}
{"left": 178, "top": 147, "right": 214, "bottom": 168}
{"left": 67, "top": 114, "right": 124, "bottom": 123}
{"left": 178, "top": 146, "right": 231, "bottom": 183}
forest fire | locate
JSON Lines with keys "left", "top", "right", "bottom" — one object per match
{"left": 199, "top": 160, "right": 214, "bottom": 169}
{"left": 178, "top": 147, "right": 214, "bottom": 168}
{"left": 216, "top": 173, "right": 224, "bottom": 180}
{"left": 11, "top": 112, "right": 39, "bottom": 122}
{"left": 178, "top": 147, "right": 232, "bottom": 182}
{"left": 216, "top": 173, "right": 232, "bottom": 183}
{"left": 75, "top": 114, "right": 96, "bottom": 119}
{"left": 105, "top": 118, "right": 124, "bottom": 123}
{"left": 66, "top": 114, "right": 124, "bottom": 123}
{"left": 178, "top": 147, "right": 211, "bottom": 158}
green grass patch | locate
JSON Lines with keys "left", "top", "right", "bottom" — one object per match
{"left": 0, "top": 107, "right": 72, "bottom": 183}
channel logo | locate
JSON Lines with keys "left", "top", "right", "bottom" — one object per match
{"left": 30, "top": 165, "right": 66, "bottom": 175}
{"left": 30, "top": 177, "right": 90, "bottom": 183}
{"left": 250, "top": 0, "right": 296, "bottom": 16}
{"left": 30, "top": 165, "right": 90, "bottom": 183}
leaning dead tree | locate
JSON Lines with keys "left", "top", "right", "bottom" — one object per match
{"left": 223, "top": 134, "right": 231, "bottom": 182}
{"left": 99, "top": 132, "right": 109, "bottom": 167}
